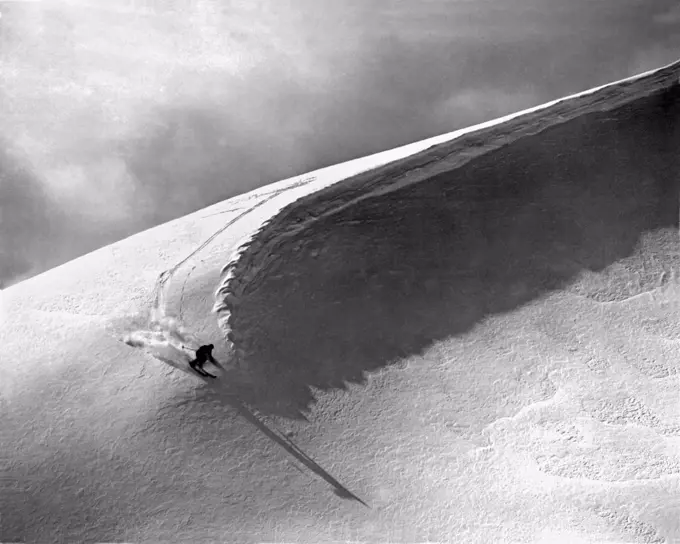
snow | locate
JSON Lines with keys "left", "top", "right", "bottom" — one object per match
{"left": 3, "top": 58, "right": 680, "bottom": 543}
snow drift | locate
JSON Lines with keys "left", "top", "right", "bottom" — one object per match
{"left": 4, "top": 59, "right": 680, "bottom": 543}
{"left": 214, "top": 59, "right": 680, "bottom": 404}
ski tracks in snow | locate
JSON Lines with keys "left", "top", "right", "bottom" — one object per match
{"left": 123, "top": 176, "right": 318, "bottom": 367}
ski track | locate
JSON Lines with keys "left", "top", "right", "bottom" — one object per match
{"left": 8, "top": 60, "right": 679, "bottom": 543}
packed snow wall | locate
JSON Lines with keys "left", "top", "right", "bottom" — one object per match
{"left": 214, "top": 60, "right": 680, "bottom": 397}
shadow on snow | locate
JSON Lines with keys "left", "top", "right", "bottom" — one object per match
{"left": 231, "top": 85, "right": 680, "bottom": 417}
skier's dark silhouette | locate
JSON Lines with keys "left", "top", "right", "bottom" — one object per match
{"left": 188, "top": 344, "right": 218, "bottom": 378}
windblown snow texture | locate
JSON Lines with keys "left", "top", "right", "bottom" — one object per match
{"left": 213, "top": 59, "right": 680, "bottom": 363}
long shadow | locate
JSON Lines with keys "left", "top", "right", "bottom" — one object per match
{"left": 117, "top": 315, "right": 367, "bottom": 505}
{"left": 232, "top": 84, "right": 680, "bottom": 417}
{"left": 156, "top": 369, "right": 370, "bottom": 508}
{"left": 229, "top": 396, "right": 370, "bottom": 508}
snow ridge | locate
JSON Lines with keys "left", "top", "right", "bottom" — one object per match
{"left": 212, "top": 59, "right": 680, "bottom": 363}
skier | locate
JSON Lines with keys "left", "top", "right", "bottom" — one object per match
{"left": 188, "top": 344, "right": 218, "bottom": 379}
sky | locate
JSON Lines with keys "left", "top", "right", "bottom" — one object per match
{"left": 0, "top": 0, "right": 679, "bottom": 288}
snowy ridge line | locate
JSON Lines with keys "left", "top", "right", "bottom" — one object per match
{"left": 213, "top": 60, "right": 680, "bottom": 360}
{"left": 147, "top": 176, "right": 320, "bottom": 339}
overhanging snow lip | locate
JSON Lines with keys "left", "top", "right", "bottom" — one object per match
{"left": 214, "top": 59, "right": 680, "bottom": 358}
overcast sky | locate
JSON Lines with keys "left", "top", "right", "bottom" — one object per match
{"left": 1, "top": 0, "right": 679, "bottom": 288}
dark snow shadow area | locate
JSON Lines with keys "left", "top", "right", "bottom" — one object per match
{"left": 232, "top": 85, "right": 680, "bottom": 417}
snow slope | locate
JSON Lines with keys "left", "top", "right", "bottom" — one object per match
{"left": 3, "top": 59, "right": 680, "bottom": 543}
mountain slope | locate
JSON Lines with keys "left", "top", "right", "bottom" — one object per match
{"left": 3, "top": 59, "right": 680, "bottom": 543}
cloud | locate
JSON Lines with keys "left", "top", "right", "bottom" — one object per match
{"left": 0, "top": 144, "right": 67, "bottom": 287}
{"left": 0, "top": 0, "right": 678, "bottom": 287}
{"left": 435, "top": 89, "right": 540, "bottom": 129}
{"left": 626, "top": 38, "right": 680, "bottom": 75}
{"left": 654, "top": 3, "right": 680, "bottom": 24}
